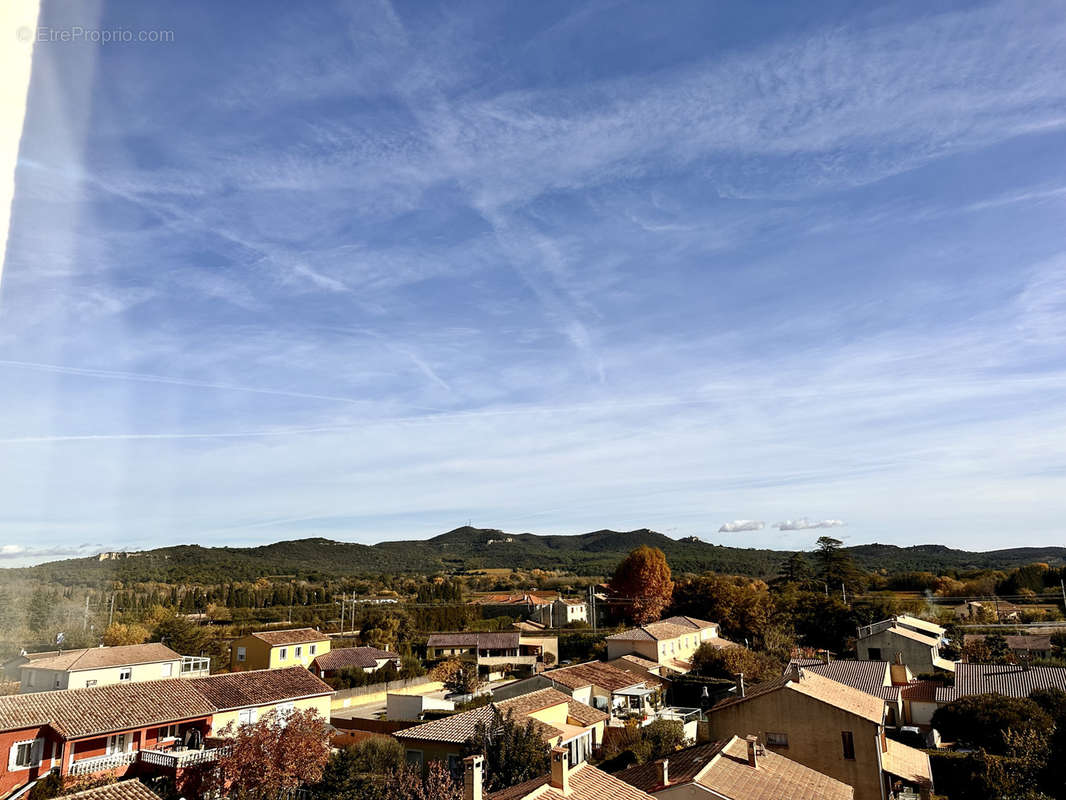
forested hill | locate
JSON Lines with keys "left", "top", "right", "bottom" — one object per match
{"left": 7, "top": 527, "right": 1066, "bottom": 586}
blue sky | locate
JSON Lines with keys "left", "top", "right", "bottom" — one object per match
{"left": 2, "top": 0, "right": 1066, "bottom": 565}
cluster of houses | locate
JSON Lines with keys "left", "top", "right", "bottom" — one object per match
{"left": 3, "top": 611, "right": 1066, "bottom": 800}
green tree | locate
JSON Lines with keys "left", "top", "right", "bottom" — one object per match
{"left": 815, "top": 536, "right": 857, "bottom": 589}
{"left": 609, "top": 546, "right": 674, "bottom": 625}
{"left": 690, "top": 642, "right": 783, "bottom": 683}
{"left": 465, "top": 709, "right": 551, "bottom": 792}
{"left": 931, "top": 694, "right": 1052, "bottom": 753}
{"left": 312, "top": 738, "right": 405, "bottom": 800}
{"left": 776, "top": 553, "right": 814, "bottom": 587}
{"left": 670, "top": 574, "right": 775, "bottom": 644}
{"left": 152, "top": 613, "right": 210, "bottom": 656}
{"left": 632, "top": 719, "right": 687, "bottom": 763}
{"left": 430, "top": 658, "right": 483, "bottom": 695}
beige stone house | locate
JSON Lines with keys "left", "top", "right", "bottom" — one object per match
{"left": 191, "top": 667, "right": 333, "bottom": 731}
{"left": 16, "top": 643, "right": 208, "bottom": 693}
{"left": 394, "top": 687, "right": 607, "bottom": 776}
{"left": 616, "top": 736, "right": 854, "bottom": 799}
{"left": 425, "top": 632, "right": 558, "bottom": 679}
{"left": 855, "top": 616, "right": 953, "bottom": 674}
{"left": 706, "top": 665, "right": 932, "bottom": 800}
{"left": 228, "top": 628, "right": 331, "bottom": 672}
{"left": 605, "top": 616, "right": 732, "bottom": 672}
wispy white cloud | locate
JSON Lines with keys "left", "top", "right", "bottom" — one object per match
{"left": 773, "top": 519, "right": 846, "bottom": 531}
{"left": 718, "top": 520, "right": 764, "bottom": 532}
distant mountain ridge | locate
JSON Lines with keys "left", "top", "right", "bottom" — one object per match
{"left": 8, "top": 526, "right": 1066, "bottom": 586}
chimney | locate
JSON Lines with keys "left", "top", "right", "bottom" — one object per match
{"left": 745, "top": 735, "right": 759, "bottom": 768}
{"left": 463, "top": 755, "right": 483, "bottom": 800}
{"left": 822, "top": 649, "right": 830, "bottom": 664}
{"left": 656, "top": 758, "right": 669, "bottom": 787}
{"left": 550, "top": 747, "right": 570, "bottom": 794}
{"left": 880, "top": 728, "right": 888, "bottom": 754}
{"left": 738, "top": 672, "right": 746, "bottom": 698}
{"left": 789, "top": 664, "right": 803, "bottom": 682}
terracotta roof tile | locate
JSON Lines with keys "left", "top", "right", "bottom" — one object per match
{"left": 190, "top": 667, "right": 332, "bottom": 710}
{"left": 712, "top": 668, "right": 885, "bottom": 724}
{"left": 937, "top": 663, "right": 1066, "bottom": 703}
{"left": 250, "top": 628, "right": 328, "bottom": 646}
{"left": 490, "top": 762, "right": 657, "bottom": 800}
{"left": 20, "top": 643, "right": 181, "bottom": 672}
{"left": 544, "top": 662, "right": 644, "bottom": 692}
{"left": 881, "top": 738, "right": 932, "bottom": 786}
{"left": 311, "top": 647, "right": 398, "bottom": 671}
{"left": 427, "top": 632, "right": 520, "bottom": 649}
{"left": 63, "top": 780, "right": 161, "bottom": 800}
{"left": 701, "top": 736, "right": 854, "bottom": 800}
{"left": 616, "top": 741, "right": 729, "bottom": 790}
{"left": 0, "top": 678, "right": 215, "bottom": 738}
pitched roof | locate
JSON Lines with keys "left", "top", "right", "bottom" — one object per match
{"left": 616, "top": 741, "right": 729, "bottom": 790}
{"left": 489, "top": 761, "right": 657, "bottom": 800}
{"left": 394, "top": 704, "right": 498, "bottom": 744}
{"left": 426, "top": 632, "right": 520, "bottom": 649}
{"left": 20, "top": 643, "right": 181, "bottom": 672}
{"left": 880, "top": 738, "right": 932, "bottom": 786}
{"left": 566, "top": 699, "right": 610, "bottom": 727}
{"left": 248, "top": 628, "right": 328, "bottom": 646}
{"left": 472, "top": 593, "right": 556, "bottom": 607}
{"left": 616, "top": 737, "right": 853, "bottom": 800}
{"left": 543, "top": 662, "right": 644, "bottom": 692}
{"left": 0, "top": 678, "right": 215, "bottom": 738}
{"left": 963, "top": 634, "right": 1053, "bottom": 651}
{"left": 190, "top": 667, "right": 333, "bottom": 710}
{"left": 884, "top": 626, "right": 941, "bottom": 646}
{"left": 607, "top": 618, "right": 715, "bottom": 643}
{"left": 712, "top": 667, "right": 885, "bottom": 724}
{"left": 395, "top": 688, "right": 596, "bottom": 746}
{"left": 703, "top": 737, "right": 854, "bottom": 800}
{"left": 894, "top": 615, "right": 945, "bottom": 636}
{"left": 63, "top": 780, "right": 161, "bottom": 800}
{"left": 787, "top": 659, "right": 900, "bottom": 700}
{"left": 937, "top": 663, "right": 1066, "bottom": 703}
{"left": 311, "top": 647, "right": 397, "bottom": 671}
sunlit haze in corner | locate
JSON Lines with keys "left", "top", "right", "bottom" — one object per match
{"left": 2, "top": 0, "right": 1066, "bottom": 566}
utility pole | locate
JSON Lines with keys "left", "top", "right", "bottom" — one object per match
{"left": 83, "top": 594, "right": 90, "bottom": 631}
{"left": 841, "top": 583, "right": 847, "bottom": 604}
{"left": 108, "top": 593, "right": 115, "bottom": 626}
{"left": 1060, "top": 579, "right": 1065, "bottom": 610}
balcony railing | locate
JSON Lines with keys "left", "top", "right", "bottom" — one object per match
{"left": 68, "top": 752, "right": 137, "bottom": 775}
{"left": 140, "top": 747, "right": 225, "bottom": 769}
{"left": 180, "top": 656, "right": 211, "bottom": 675}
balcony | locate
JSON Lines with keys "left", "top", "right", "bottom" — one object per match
{"left": 180, "top": 656, "right": 211, "bottom": 676}
{"left": 139, "top": 747, "right": 226, "bottom": 769}
{"left": 68, "top": 752, "right": 137, "bottom": 776}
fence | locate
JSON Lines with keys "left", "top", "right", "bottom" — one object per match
{"left": 332, "top": 675, "right": 443, "bottom": 709}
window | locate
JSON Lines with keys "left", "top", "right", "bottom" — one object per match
{"left": 85, "top": 679, "right": 97, "bottom": 687}
{"left": 107, "top": 733, "right": 130, "bottom": 755}
{"left": 405, "top": 750, "right": 423, "bottom": 770}
{"left": 10, "top": 739, "right": 43, "bottom": 770}
{"left": 294, "top": 646, "right": 302, "bottom": 657}
{"left": 841, "top": 731, "right": 855, "bottom": 760}
{"left": 158, "top": 724, "right": 180, "bottom": 740}
{"left": 279, "top": 648, "right": 288, "bottom": 661}
{"left": 53, "top": 676, "right": 61, "bottom": 688}
{"left": 275, "top": 702, "right": 295, "bottom": 724}
{"left": 868, "top": 647, "right": 882, "bottom": 660}
{"left": 161, "top": 663, "right": 173, "bottom": 677}
{"left": 236, "top": 646, "right": 246, "bottom": 662}
{"left": 766, "top": 732, "right": 789, "bottom": 748}
{"left": 119, "top": 668, "right": 132, "bottom": 681}
{"left": 309, "top": 644, "right": 317, "bottom": 655}
{"left": 238, "top": 708, "right": 258, "bottom": 727}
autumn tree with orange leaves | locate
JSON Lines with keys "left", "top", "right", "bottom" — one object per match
{"left": 206, "top": 708, "right": 331, "bottom": 800}
{"left": 609, "top": 545, "right": 674, "bottom": 624}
